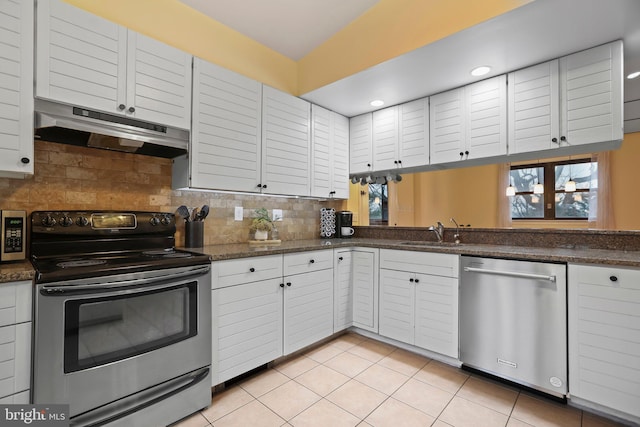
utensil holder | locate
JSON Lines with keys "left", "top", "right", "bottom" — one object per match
{"left": 185, "top": 221, "right": 204, "bottom": 247}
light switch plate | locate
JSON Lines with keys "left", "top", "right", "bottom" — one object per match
{"left": 272, "top": 209, "right": 283, "bottom": 221}
{"left": 234, "top": 206, "right": 243, "bottom": 221}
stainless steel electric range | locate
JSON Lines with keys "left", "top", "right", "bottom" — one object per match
{"left": 30, "top": 211, "right": 212, "bottom": 427}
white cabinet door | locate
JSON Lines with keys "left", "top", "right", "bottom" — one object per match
{"left": 126, "top": 32, "right": 192, "bottom": 130}
{"left": 379, "top": 268, "right": 415, "bottom": 344}
{"left": 311, "top": 105, "right": 331, "bottom": 198}
{"left": 0, "top": 280, "right": 32, "bottom": 326}
{"left": 35, "top": 0, "right": 127, "bottom": 113}
{"left": 465, "top": 75, "right": 507, "bottom": 159}
{"left": 0, "top": 322, "right": 31, "bottom": 399}
{"left": 430, "top": 87, "right": 466, "bottom": 164}
{"left": 334, "top": 250, "right": 353, "bottom": 332}
{"left": 372, "top": 106, "right": 399, "bottom": 171}
{"left": 508, "top": 60, "right": 560, "bottom": 154}
{"left": 331, "top": 111, "right": 350, "bottom": 199}
{"left": 0, "top": 0, "right": 33, "bottom": 177}
{"left": 262, "top": 86, "right": 311, "bottom": 196}
{"left": 189, "top": 58, "right": 262, "bottom": 192}
{"left": 349, "top": 113, "right": 373, "bottom": 175}
{"left": 283, "top": 269, "right": 334, "bottom": 355}
{"left": 36, "top": 0, "right": 191, "bottom": 129}
{"left": 212, "top": 278, "right": 283, "bottom": 385}
{"left": 414, "top": 273, "right": 458, "bottom": 358}
{"left": 398, "top": 98, "right": 429, "bottom": 168}
{"left": 352, "top": 248, "right": 379, "bottom": 332}
{"left": 560, "top": 41, "right": 623, "bottom": 146}
{"left": 568, "top": 264, "right": 640, "bottom": 419}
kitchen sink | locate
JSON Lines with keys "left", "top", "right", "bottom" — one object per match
{"left": 399, "top": 241, "right": 465, "bottom": 247}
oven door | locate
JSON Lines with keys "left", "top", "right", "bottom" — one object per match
{"left": 33, "top": 265, "right": 211, "bottom": 420}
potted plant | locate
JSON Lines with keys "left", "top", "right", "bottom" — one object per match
{"left": 250, "top": 208, "right": 272, "bottom": 240}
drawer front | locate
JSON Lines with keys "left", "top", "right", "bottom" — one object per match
{"left": 0, "top": 322, "right": 31, "bottom": 399}
{"left": 0, "top": 390, "right": 29, "bottom": 404}
{"left": 284, "top": 250, "right": 333, "bottom": 276}
{"left": 0, "top": 281, "right": 32, "bottom": 327}
{"left": 213, "top": 255, "right": 283, "bottom": 289}
{"left": 380, "top": 249, "right": 459, "bottom": 277}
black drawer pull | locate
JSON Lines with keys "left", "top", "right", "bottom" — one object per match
{"left": 309, "top": 259, "right": 315, "bottom": 264}
{"left": 610, "top": 275, "right": 618, "bottom": 282}
{"left": 249, "top": 267, "right": 255, "bottom": 273}
{"left": 286, "top": 282, "right": 292, "bottom": 287}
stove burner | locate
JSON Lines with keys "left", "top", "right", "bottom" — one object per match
{"left": 57, "top": 260, "right": 108, "bottom": 269}
{"left": 142, "top": 250, "right": 192, "bottom": 259}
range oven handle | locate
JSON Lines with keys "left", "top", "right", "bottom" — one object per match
{"left": 463, "top": 266, "right": 556, "bottom": 282}
{"left": 40, "top": 265, "right": 210, "bottom": 296}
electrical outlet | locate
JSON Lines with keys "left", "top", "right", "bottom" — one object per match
{"left": 234, "top": 206, "right": 243, "bottom": 221}
{"left": 272, "top": 209, "right": 283, "bottom": 221}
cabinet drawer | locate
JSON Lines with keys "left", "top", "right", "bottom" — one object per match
{"left": 284, "top": 250, "right": 333, "bottom": 276}
{"left": 0, "top": 281, "right": 32, "bottom": 327}
{"left": 213, "top": 255, "right": 283, "bottom": 289}
{"left": 380, "top": 249, "right": 459, "bottom": 278}
{"left": 0, "top": 322, "right": 31, "bottom": 399}
{"left": 571, "top": 264, "right": 640, "bottom": 291}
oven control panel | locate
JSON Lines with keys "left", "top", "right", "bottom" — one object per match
{"left": 31, "top": 211, "right": 176, "bottom": 235}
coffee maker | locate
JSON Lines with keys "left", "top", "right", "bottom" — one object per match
{"left": 336, "top": 211, "right": 354, "bottom": 238}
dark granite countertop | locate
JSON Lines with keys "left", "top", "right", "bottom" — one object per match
{"left": 189, "top": 238, "right": 640, "bottom": 268}
{"left": 0, "top": 261, "right": 35, "bottom": 284}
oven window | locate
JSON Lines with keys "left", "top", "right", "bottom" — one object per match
{"left": 64, "top": 282, "right": 197, "bottom": 373}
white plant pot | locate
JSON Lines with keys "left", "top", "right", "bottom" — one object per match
{"left": 254, "top": 230, "right": 268, "bottom": 240}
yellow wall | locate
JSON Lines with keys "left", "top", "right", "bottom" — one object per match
{"left": 65, "top": 0, "right": 532, "bottom": 96}
{"left": 611, "top": 132, "right": 640, "bottom": 230}
{"left": 64, "top": 0, "right": 298, "bottom": 94}
{"left": 297, "top": 0, "right": 533, "bottom": 94}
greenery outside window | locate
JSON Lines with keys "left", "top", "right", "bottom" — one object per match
{"left": 509, "top": 159, "right": 597, "bottom": 220}
{"left": 369, "top": 183, "right": 388, "bottom": 225}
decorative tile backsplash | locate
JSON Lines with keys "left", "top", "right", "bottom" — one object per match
{"left": 0, "top": 141, "right": 343, "bottom": 246}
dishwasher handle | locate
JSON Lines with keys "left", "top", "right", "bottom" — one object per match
{"left": 463, "top": 266, "right": 556, "bottom": 282}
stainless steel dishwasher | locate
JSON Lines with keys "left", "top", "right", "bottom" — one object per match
{"left": 460, "top": 256, "right": 567, "bottom": 398}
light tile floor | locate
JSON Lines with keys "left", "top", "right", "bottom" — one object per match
{"left": 173, "top": 333, "right": 628, "bottom": 427}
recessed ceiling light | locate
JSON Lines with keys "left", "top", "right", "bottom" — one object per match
{"left": 628, "top": 71, "right": 640, "bottom": 79}
{"left": 471, "top": 66, "right": 491, "bottom": 77}
{"left": 370, "top": 100, "right": 384, "bottom": 107}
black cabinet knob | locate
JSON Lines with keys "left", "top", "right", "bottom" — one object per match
{"left": 280, "top": 283, "right": 284, "bottom": 288}
{"left": 286, "top": 282, "right": 292, "bottom": 287}
{"left": 249, "top": 267, "right": 255, "bottom": 272}
{"left": 560, "top": 136, "right": 567, "bottom": 141}
{"left": 415, "top": 279, "right": 420, "bottom": 283}
{"left": 257, "top": 184, "right": 262, "bottom": 188}
{"left": 128, "top": 106, "right": 135, "bottom": 113}
{"left": 367, "top": 163, "right": 371, "bottom": 167}
{"left": 338, "top": 256, "right": 343, "bottom": 261}
{"left": 309, "top": 259, "right": 315, "bottom": 264}
{"left": 398, "top": 160, "right": 402, "bottom": 164}
{"left": 20, "top": 157, "right": 30, "bottom": 164}
{"left": 394, "top": 160, "right": 398, "bottom": 164}
{"left": 263, "top": 184, "right": 267, "bottom": 189}
{"left": 409, "top": 278, "right": 414, "bottom": 282}
{"left": 465, "top": 150, "right": 469, "bottom": 155}
{"left": 459, "top": 152, "right": 464, "bottom": 157}
{"left": 118, "top": 104, "right": 126, "bottom": 110}
{"left": 610, "top": 275, "right": 618, "bottom": 282}
{"left": 552, "top": 137, "right": 558, "bottom": 143}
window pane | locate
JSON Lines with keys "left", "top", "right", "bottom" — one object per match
{"left": 369, "top": 183, "right": 388, "bottom": 222}
{"left": 511, "top": 194, "right": 544, "bottom": 218}
{"left": 555, "top": 192, "right": 591, "bottom": 218}
{"left": 554, "top": 162, "right": 596, "bottom": 191}
{"left": 510, "top": 167, "right": 544, "bottom": 192}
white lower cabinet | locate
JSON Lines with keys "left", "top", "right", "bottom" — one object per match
{"left": 334, "top": 249, "right": 353, "bottom": 333}
{"left": 352, "top": 248, "right": 379, "bottom": 333}
{"left": 283, "top": 251, "right": 334, "bottom": 355}
{"left": 568, "top": 264, "right": 640, "bottom": 421}
{"left": 379, "top": 250, "right": 459, "bottom": 358}
{"left": 0, "top": 281, "right": 32, "bottom": 402}
{"left": 211, "top": 250, "right": 334, "bottom": 385}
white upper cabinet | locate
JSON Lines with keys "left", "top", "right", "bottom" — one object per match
{"left": 372, "top": 106, "right": 399, "bottom": 171}
{"left": 431, "top": 75, "right": 507, "bottom": 165}
{"left": 262, "top": 86, "right": 311, "bottom": 196}
{"left": 311, "top": 105, "right": 350, "bottom": 199}
{"left": 430, "top": 87, "right": 466, "bottom": 164}
{"left": 188, "top": 58, "right": 262, "bottom": 192}
{"left": 509, "top": 41, "right": 623, "bottom": 155}
{"left": 349, "top": 113, "right": 373, "bottom": 175}
{"left": 0, "top": 0, "right": 33, "bottom": 177}
{"left": 399, "top": 98, "right": 430, "bottom": 168}
{"left": 35, "top": 0, "right": 192, "bottom": 130}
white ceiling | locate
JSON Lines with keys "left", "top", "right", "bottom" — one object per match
{"left": 179, "top": 0, "right": 379, "bottom": 60}
{"left": 301, "top": 0, "right": 640, "bottom": 123}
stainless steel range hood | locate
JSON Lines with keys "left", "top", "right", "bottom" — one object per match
{"left": 34, "top": 99, "right": 189, "bottom": 158}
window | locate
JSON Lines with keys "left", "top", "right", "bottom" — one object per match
{"left": 509, "top": 159, "right": 597, "bottom": 220}
{"left": 369, "top": 183, "right": 388, "bottom": 225}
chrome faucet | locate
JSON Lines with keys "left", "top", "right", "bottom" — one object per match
{"left": 428, "top": 221, "right": 445, "bottom": 242}
{"left": 450, "top": 217, "right": 461, "bottom": 244}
